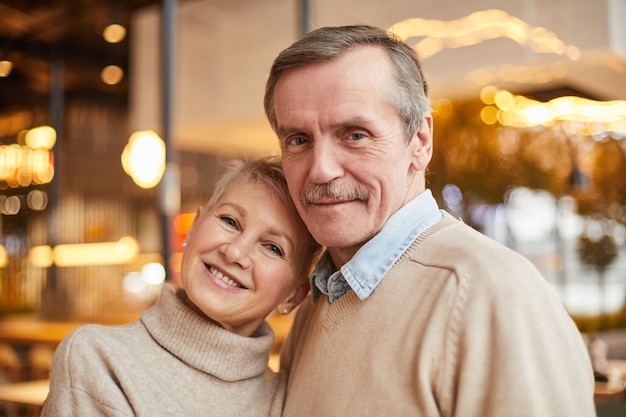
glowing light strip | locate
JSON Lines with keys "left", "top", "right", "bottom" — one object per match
{"left": 27, "top": 237, "right": 140, "bottom": 268}
{"left": 481, "top": 87, "right": 626, "bottom": 135}
{"left": 389, "top": 9, "right": 581, "bottom": 60}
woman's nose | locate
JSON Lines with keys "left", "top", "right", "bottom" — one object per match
{"left": 221, "top": 236, "right": 252, "bottom": 269}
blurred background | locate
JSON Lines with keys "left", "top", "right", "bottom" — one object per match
{"left": 0, "top": 0, "right": 625, "bottom": 411}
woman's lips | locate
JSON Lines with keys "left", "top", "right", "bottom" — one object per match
{"left": 208, "top": 265, "right": 245, "bottom": 289}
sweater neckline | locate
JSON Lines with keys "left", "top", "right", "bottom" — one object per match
{"left": 140, "top": 284, "right": 275, "bottom": 382}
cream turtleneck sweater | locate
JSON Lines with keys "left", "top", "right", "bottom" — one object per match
{"left": 41, "top": 284, "right": 284, "bottom": 417}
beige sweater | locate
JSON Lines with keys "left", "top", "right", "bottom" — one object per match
{"left": 281, "top": 212, "right": 595, "bottom": 417}
{"left": 41, "top": 284, "right": 285, "bottom": 417}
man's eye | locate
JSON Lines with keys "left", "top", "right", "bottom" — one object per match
{"left": 266, "top": 243, "right": 284, "bottom": 256}
{"left": 288, "top": 136, "right": 308, "bottom": 146}
{"left": 347, "top": 132, "right": 366, "bottom": 141}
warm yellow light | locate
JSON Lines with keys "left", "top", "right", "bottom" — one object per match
{"left": 479, "top": 85, "right": 498, "bottom": 105}
{"left": 53, "top": 237, "right": 139, "bottom": 267}
{"left": 493, "top": 90, "right": 514, "bottom": 111}
{"left": 0, "top": 245, "right": 7, "bottom": 268}
{"left": 28, "top": 245, "right": 54, "bottom": 268}
{"left": 103, "top": 23, "right": 126, "bottom": 43}
{"left": 101, "top": 65, "right": 124, "bottom": 85}
{"left": 121, "top": 130, "right": 166, "bottom": 189}
{"left": 484, "top": 87, "right": 626, "bottom": 136}
{"left": 0, "top": 60, "right": 12, "bottom": 77}
{"left": 29, "top": 239, "right": 140, "bottom": 268}
{"left": 517, "top": 104, "right": 546, "bottom": 124}
{"left": 0, "top": 143, "right": 54, "bottom": 187}
{"left": 25, "top": 125, "right": 56, "bottom": 149}
{"left": 389, "top": 9, "right": 579, "bottom": 61}
{"left": 480, "top": 106, "right": 498, "bottom": 125}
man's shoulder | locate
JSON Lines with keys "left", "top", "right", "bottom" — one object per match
{"left": 397, "top": 212, "right": 544, "bottom": 299}
{"left": 412, "top": 212, "right": 531, "bottom": 268}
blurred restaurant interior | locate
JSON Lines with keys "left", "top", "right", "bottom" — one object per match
{"left": 0, "top": 0, "right": 625, "bottom": 414}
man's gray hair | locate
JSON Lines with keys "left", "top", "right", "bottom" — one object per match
{"left": 264, "top": 24, "right": 431, "bottom": 141}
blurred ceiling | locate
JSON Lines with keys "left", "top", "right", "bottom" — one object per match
{"left": 2, "top": 0, "right": 624, "bottom": 158}
{"left": 0, "top": 0, "right": 160, "bottom": 111}
{"left": 127, "top": 1, "right": 626, "bottom": 157}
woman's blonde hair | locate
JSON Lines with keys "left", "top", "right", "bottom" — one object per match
{"left": 202, "top": 156, "right": 323, "bottom": 281}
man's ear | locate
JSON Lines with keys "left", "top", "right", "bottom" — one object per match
{"left": 410, "top": 113, "right": 434, "bottom": 171}
{"left": 277, "top": 280, "right": 310, "bottom": 315}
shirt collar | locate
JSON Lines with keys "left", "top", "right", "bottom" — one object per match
{"left": 310, "top": 190, "right": 442, "bottom": 302}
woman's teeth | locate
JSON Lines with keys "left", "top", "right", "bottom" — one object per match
{"left": 210, "top": 267, "right": 242, "bottom": 288}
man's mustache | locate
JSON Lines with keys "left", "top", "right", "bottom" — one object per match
{"left": 301, "top": 182, "right": 369, "bottom": 205}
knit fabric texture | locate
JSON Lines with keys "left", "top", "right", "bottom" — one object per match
{"left": 41, "top": 284, "right": 285, "bottom": 417}
{"left": 280, "top": 212, "right": 596, "bottom": 417}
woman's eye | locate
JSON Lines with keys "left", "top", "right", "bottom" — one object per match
{"left": 266, "top": 243, "right": 284, "bottom": 256}
{"left": 219, "top": 215, "right": 238, "bottom": 229}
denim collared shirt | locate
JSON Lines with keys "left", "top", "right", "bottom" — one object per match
{"left": 311, "top": 190, "right": 443, "bottom": 303}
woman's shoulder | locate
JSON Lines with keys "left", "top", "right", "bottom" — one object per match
{"left": 57, "top": 320, "right": 143, "bottom": 360}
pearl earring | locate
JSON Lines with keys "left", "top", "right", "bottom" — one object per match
{"left": 182, "top": 241, "right": 187, "bottom": 249}
{"left": 282, "top": 308, "right": 289, "bottom": 315}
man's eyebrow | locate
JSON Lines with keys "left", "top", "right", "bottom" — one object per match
{"left": 332, "top": 116, "right": 375, "bottom": 129}
{"left": 277, "top": 116, "right": 374, "bottom": 136}
{"left": 276, "top": 125, "right": 302, "bottom": 138}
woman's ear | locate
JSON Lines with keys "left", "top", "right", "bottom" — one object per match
{"left": 277, "top": 280, "right": 310, "bottom": 315}
{"left": 182, "top": 207, "right": 203, "bottom": 249}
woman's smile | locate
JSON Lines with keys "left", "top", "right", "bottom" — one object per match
{"left": 207, "top": 265, "right": 246, "bottom": 290}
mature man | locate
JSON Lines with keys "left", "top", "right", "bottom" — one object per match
{"left": 264, "top": 25, "right": 595, "bottom": 416}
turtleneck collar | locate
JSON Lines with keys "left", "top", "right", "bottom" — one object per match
{"left": 141, "top": 284, "right": 275, "bottom": 382}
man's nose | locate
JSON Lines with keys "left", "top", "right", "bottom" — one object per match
{"left": 307, "top": 139, "right": 343, "bottom": 184}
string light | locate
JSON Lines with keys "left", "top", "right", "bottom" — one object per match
{"left": 101, "top": 65, "right": 124, "bottom": 85}
{"left": 480, "top": 86, "right": 626, "bottom": 136}
{"left": 103, "top": 23, "right": 126, "bottom": 43}
{"left": 389, "top": 9, "right": 580, "bottom": 60}
{"left": 121, "top": 130, "right": 166, "bottom": 189}
{"left": 0, "top": 60, "right": 12, "bottom": 77}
